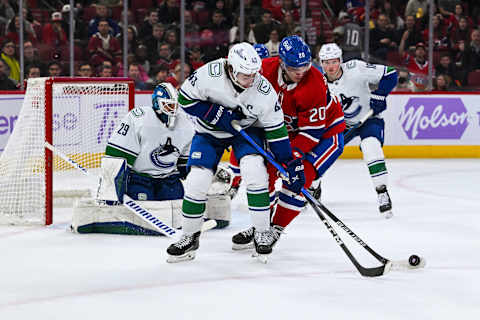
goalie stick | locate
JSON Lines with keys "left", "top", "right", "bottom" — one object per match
{"left": 44, "top": 142, "right": 216, "bottom": 237}
{"left": 232, "top": 124, "right": 390, "bottom": 277}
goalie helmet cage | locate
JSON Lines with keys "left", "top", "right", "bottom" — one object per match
{"left": 0, "top": 77, "right": 135, "bottom": 225}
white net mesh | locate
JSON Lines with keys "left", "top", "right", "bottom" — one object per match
{"left": 0, "top": 78, "right": 132, "bottom": 225}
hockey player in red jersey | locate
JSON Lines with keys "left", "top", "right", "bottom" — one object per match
{"left": 230, "top": 36, "right": 345, "bottom": 251}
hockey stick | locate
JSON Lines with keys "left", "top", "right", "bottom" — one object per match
{"left": 343, "top": 109, "right": 374, "bottom": 141}
{"left": 232, "top": 125, "right": 390, "bottom": 277}
{"left": 44, "top": 142, "right": 216, "bottom": 237}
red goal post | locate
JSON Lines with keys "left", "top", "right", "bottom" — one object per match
{"left": 0, "top": 77, "right": 135, "bottom": 225}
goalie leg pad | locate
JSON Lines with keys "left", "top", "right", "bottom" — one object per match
{"left": 205, "top": 195, "right": 231, "bottom": 229}
{"left": 71, "top": 198, "right": 183, "bottom": 235}
{"left": 97, "top": 156, "right": 128, "bottom": 203}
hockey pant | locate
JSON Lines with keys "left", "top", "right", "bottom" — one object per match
{"left": 271, "top": 133, "right": 344, "bottom": 228}
{"left": 344, "top": 117, "right": 388, "bottom": 189}
{"left": 182, "top": 128, "right": 271, "bottom": 233}
{"left": 127, "top": 171, "right": 184, "bottom": 201}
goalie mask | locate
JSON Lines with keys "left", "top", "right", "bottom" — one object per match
{"left": 152, "top": 82, "right": 178, "bottom": 128}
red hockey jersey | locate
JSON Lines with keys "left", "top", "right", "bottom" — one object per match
{"left": 261, "top": 57, "right": 345, "bottom": 156}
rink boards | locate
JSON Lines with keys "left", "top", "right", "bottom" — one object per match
{"left": 0, "top": 91, "right": 478, "bottom": 159}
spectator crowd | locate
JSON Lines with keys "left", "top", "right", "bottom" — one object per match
{"left": 0, "top": 0, "right": 479, "bottom": 92}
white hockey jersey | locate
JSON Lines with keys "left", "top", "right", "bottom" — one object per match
{"left": 106, "top": 106, "right": 194, "bottom": 178}
{"left": 326, "top": 59, "right": 390, "bottom": 125}
{"left": 178, "top": 58, "right": 286, "bottom": 139}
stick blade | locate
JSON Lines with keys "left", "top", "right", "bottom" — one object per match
{"left": 358, "top": 261, "right": 391, "bottom": 277}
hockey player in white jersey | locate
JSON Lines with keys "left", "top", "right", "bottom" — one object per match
{"left": 319, "top": 43, "right": 398, "bottom": 218}
{"left": 166, "top": 42, "right": 305, "bottom": 263}
{"left": 72, "top": 83, "right": 197, "bottom": 235}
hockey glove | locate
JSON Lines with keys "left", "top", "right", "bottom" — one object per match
{"left": 282, "top": 158, "right": 306, "bottom": 194}
{"left": 370, "top": 91, "right": 387, "bottom": 116}
{"left": 203, "top": 103, "right": 245, "bottom": 135}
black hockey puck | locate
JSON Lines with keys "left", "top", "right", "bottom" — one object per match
{"left": 408, "top": 254, "right": 421, "bottom": 266}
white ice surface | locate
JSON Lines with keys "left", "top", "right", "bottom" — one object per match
{"left": 1, "top": 159, "right": 479, "bottom": 319}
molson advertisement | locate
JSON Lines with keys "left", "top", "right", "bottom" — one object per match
{"left": 343, "top": 93, "right": 480, "bottom": 158}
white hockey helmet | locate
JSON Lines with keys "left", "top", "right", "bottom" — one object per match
{"left": 152, "top": 82, "right": 179, "bottom": 128}
{"left": 227, "top": 42, "right": 262, "bottom": 89}
{"left": 319, "top": 43, "right": 343, "bottom": 63}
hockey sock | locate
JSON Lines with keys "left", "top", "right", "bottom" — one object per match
{"left": 361, "top": 137, "right": 388, "bottom": 189}
{"left": 247, "top": 188, "right": 270, "bottom": 231}
{"left": 271, "top": 161, "right": 316, "bottom": 228}
{"left": 228, "top": 152, "right": 242, "bottom": 188}
{"left": 182, "top": 198, "right": 206, "bottom": 233}
{"left": 367, "top": 159, "right": 388, "bottom": 188}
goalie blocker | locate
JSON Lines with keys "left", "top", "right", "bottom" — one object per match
{"left": 71, "top": 158, "right": 233, "bottom": 235}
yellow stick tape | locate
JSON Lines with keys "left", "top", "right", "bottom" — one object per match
{"left": 221, "top": 146, "right": 480, "bottom": 161}
{"left": 341, "top": 145, "right": 480, "bottom": 158}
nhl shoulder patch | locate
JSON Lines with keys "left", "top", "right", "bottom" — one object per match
{"left": 346, "top": 60, "right": 356, "bottom": 69}
{"left": 257, "top": 79, "right": 271, "bottom": 95}
{"left": 208, "top": 62, "right": 223, "bottom": 77}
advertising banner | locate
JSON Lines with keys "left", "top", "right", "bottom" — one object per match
{"left": 0, "top": 95, "right": 23, "bottom": 152}
{"left": 384, "top": 94, "right": 479, "bottom": 146}
{"left": 0, "top": 92, "right": 478, "bottom": 157}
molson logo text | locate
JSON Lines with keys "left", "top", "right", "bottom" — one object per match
{"left": 399, "top": 98, "right": 468, "bottom": 139}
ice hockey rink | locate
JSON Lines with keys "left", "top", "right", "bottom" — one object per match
{"left": 0, "top": 158, "right": 479, "bottom": 319}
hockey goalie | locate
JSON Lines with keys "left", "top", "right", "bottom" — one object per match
{"left": 71, "top": 83, "right": 232, "bottom": 235}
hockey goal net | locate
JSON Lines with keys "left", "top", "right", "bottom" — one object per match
{"left": 0, "top": 77, "right": 134, "bottom": 225}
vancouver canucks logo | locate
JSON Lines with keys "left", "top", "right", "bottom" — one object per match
{"left": 150, "top": 137, "right": 180, "bottom": 168}
{"left": 339, "top": 93, "right": 362, "bottom": 119}
{"left": 235, "top": 48, "right": 246, "bottom": 61}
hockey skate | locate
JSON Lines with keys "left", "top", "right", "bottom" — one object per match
{"left": 252, "top": 226, "right": 283, "bottom": 263}
{"left": 376, "top": 185, "right": 393, "bottom": 219}
{"left": 166, "top": 231, "right": 201, "bottom": 263}
{"left": 232, "top": 226, "right": 255, "bottom": 250}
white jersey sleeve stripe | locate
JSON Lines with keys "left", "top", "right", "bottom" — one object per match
{"left": 298, "top": 131, "right": 320, "bottom": 143}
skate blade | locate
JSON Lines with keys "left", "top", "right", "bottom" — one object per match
{"left": 232, "top": 242, "right": 254, "bottom": 251}
{"left": 166, "top": 251, "right": 196, "bottom": 263}
{"left": 251, "top": 252, "right": 268, "bottom": 264}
